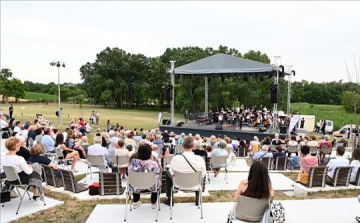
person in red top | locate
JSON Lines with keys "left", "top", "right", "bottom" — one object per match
{"left": 78, "top": 118, "right": 87, "bottom": 136}
{"left": 319, "top": 135, "right": 332, "bottom": 162}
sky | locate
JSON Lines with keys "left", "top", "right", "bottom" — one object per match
{"left": 1, "top": 1, "right": 360, "bottom": 84}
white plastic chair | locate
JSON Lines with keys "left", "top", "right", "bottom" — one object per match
{"left": 112, "top": 155, "right": 129, "bottom": 168}
{"left": 170, "top": 171, "right": 203, "bottom": 220}
{"left": 227, "top": 195, "right": 272, "bottom": 222}
{"left": 85, "top": 155, "right": 107, "bottom": 183}
{"left": 207, "top": 155, "right": 228, "bottom": 184}
{"left": 55, "top": 148, "right": 73, "bottom": 170}
{"left": 124, "top": 171, "right": 160, "bottom": 222}
{"left": 163, "top": 154, "right": 175, "bottom": 168}
{"left": 3, "top": 166, "right": 46, "bottom": 214}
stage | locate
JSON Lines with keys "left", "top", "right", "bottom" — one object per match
{"left": 159, "top": 121, "right": 288, "bottom": 140}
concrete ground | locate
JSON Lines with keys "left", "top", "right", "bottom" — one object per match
{"left": 0, "top": 189, "right": 64, "bottom": 223}
{"left": 86, "top": 198, "right": 360, "bottom": 223}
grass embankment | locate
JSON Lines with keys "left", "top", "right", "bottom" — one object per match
{"left": 23, "top": 92, "right": 58, "bottom": 101}
{"left": 291, "top": 103, "right": 355, "bottom": 130}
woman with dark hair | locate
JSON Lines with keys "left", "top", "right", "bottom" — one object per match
{"left": 233, "top": 160, "right": 274, "bottom": 203}
{"left": 54, "top": 134, "right": 80, "bottom": 172}
{"left": 297, "top": 146, "right": 318, "bottom": 185}
{"left": 128, "top": 144, "right": 162, "bottom": 209}
{"left": 350, "top": 149, "right": 360, "bottom": 183}
{"left": 263, "top": 136, "right": 271, "bottom": 146}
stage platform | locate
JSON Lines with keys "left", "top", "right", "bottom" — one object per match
{"left": 159, "top": 122, "right": 290, "bottom": 139}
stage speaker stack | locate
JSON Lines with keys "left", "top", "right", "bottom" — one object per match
{"left": 259, "top": 127, "right": 267, "bottom": 132}
{"left": 270, "top": 83, "right": 278, "bottom": 104}
{"left": 215, "top": 125, "right": 223, "bottom": 130}
{"left": 162, "top": 119, "right": 171, "bottom": 125}
{"left": 280, "top": 126, "right": 287, "bottom": 134}
{"left": 176, "top": 121, "right": 184, "bottom": 127}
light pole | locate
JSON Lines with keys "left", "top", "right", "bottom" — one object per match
{"left": 50, "top": 61, "right": 65, "bottom": 125}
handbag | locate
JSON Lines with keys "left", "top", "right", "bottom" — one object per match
{"left": 1, "top": 191, "right": 11, "bottom": 203}
{"left": 260, "top": 202, "right": 285, "bottom": 223}
{"left": 296, "top": 171, "right": 309, "bottom": 185}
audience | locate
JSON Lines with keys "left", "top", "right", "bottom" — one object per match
{"left": 273, "top": 146, "right": 286, "bottom": 165}
{"left": 41, "top": 128, "right": 55, "bottom": 153}
{"left": 87, "top": 136, "right": 109, "bottom": 170}
{"left": 55, "top": 134, "right": 81, "bottom": 172}
{"left": 252, "top": 145, "right": 272, "bottom": 162}
{"left": 29, "top": 144, "right": 61, "bottom": 178}
{"left": 211, "top": 141, "right": 229, "bottom": 177}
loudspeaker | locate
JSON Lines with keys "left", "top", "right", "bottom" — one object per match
{"left": 215, "top": 125, "right": 223, "bottom": 130}
{"left": 280, "top": 126, "right": 287, "bottom": 134}
{"left": 270, "top": 83, "right": 278, "bottom": 103}
{"left": 176, "top": 121, "right": 184, "bottom": 127}
{"left": 162, "top": 119, "right": 171, "bottom": 125}
{"left": 259, "top": 127, "right": 267, "bottom": 132}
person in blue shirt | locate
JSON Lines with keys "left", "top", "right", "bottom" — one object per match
{"left": 40, "top": 128, "right": 55, "bottom": 152}
{"left": 211, "top": 141, "right": 229, "bottom": 177}
{"left": 28, "top": 144, "right": 61, "bottom": 178}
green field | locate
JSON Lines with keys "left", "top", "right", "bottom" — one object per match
{"left": 0, "top": 102, "right": 182, "bottom": 142}
{"left": 24, "top": 91, "right": 58, "bottom": 101}
{"left": 291, "top": 103, "right": 356, "bottom": 130}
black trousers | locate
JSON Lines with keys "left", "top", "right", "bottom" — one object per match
{"left": 165, "top": 171, "right": 199, "bottom": 199}
{"left": 133, "top": 192, "right": 158, "bottom": 204}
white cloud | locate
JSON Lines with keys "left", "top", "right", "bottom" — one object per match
{"left": 1, "top": 1, "right": 360, "bottom": 84}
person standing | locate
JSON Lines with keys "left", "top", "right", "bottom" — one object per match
{"left": 321, "top": 120, "right": 326, "bottom": 135}
{"left": 300, "top": 118, "right": 305, "bottom": 129}
{"left": 95, "top": 111, "right": 100, "bottom": 125}
{"left": 184, "top": 110, "right": 189, "bottom": 126}
{"left": 9, "top": 104, "right": 14, "bottom": 119}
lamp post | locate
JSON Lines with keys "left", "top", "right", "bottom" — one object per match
{"left": 50, "top": 61, "right": 65, "bottom": 125}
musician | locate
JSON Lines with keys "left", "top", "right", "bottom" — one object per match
{"left": 239, "top": 114, "right": 244, "bottom": 129}
{"left": 264, "top": 118, "right": 272, "bottom": 128}
{"left": 218, "top": 113, "right": 223, "bottom": 125}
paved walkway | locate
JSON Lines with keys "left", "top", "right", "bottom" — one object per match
{"left": 0, "top": 189, "right": 64, "bottom": 223}
{"left": 86, "top": 198, "right": 360, "bottom": 223}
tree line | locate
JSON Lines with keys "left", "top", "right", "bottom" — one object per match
{"left": 0, "top": 45, "right": 357, "bottom": 114}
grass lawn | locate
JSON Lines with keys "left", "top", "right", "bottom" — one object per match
{"left": 23, "top": 92, "right": 58, "bottom": 101}
{"left": 0, "top": 102, "right": 183, "bottom": 144}
{"left": 291, "top": 103, "right": 355, "bottom": 130}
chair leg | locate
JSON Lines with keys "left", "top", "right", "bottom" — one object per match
{"left": 200, "top": 190, "right": 203, "bottom": 219}
{"left": 16, "top": 185, "right": 29, "bottom": 214}
{"left": 158, "top": 190, "right": 161, "bottom": 211}
{"left": 124, "top": 190, "right": 128, "bottom": 221}
{"left": 156, "top": 192, "right": 159, "bottom": 222}
{"left": 170, "top": 188, "right": 173, "bottom": 220}
{"left": 85, "top": 166, "right": 88, "bottom": 183}
{"left": 14, "top": 187, "right": 23, "bottom": 200}
{"left": 37, "top": 186, "right": 46, "bottom": 206}
{"left": 225, "top": 169, "right": 228, "bottom": 184}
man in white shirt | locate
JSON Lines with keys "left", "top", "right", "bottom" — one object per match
{"left": 326, "top": 146, "right": 349, "bottom": 184}
{"left": 87, "top": 136, "right": 109, "bottom": 171}
{"left": 164, "top": 137, "right": 206, "bottom": 206}
{"left": 13, "top": 121, "right": 22, "bottom": 135}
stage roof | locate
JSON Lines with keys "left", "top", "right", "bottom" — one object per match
{"left": 174, "top": 53, "right": 275, "bottom": 76}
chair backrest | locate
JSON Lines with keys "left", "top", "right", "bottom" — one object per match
{"left": 59, "top": 169, "right": 76, "bottom": 192}
{"left": 237, "top": 147, "right": 246, "bottom": 157}
{"left": 175, "top": 145, "right": 183, "bottom": 154}
{"left": 87, "top": 155, "right": 106, "bottom": 166}
{"left": 42, "top": 164, "right": 55, "bottom": 186}
{"left": 236, "top": 195, "right": 271, "bottom": 222}
{"left": 355, "top": 167, "right": 360, "bottom": 186}
{"left": 320, "top": 146, "right": 332, "bottom": 154}
{"left": 55, "top": 148, "right": 64, "bottom": 159}
{"left": 287, "top": 145, "right": 299, "bottom": 153}
{"left": 42, "top": 144, "right": 50, "bottom": 153}
{"left": 27, "top": 137, "right": 34, "bottom": 148}
{"left": 280, "top": 144, "right": 287, "bottom": 150}
{"left": 260, "top": 157, "right": 272, "bottom": 170}
{"left": 224, "top": 146, "right": 231, "bottom": 157}
{"left": 269, "top": 145, "right": 277, "bottom": 152}
{"left": 308, "top": 166, "right": 328, "bottom": 188}
{"left": 275, "top": 156, "right": 287, "bottom": 170}
{"left": 309, "top": 146, "right": 318, "bottom": 154}
{"left": 3, "top": 166, "right": 21, "bottom": 183}
{"left": 128, "top": 171, "right": 156, "bottom": 190}
{"left": 164, "top": 154, "right": 175, "bottom": 165}
{"left": 173, "top": 171, "right": 202, "bottom": 190}
{"left": 99, "top": 172, "right": 122, "bottom": 195}
{"left": 112, "top": 155, "right": 129, "bottom": 167}
{"left": 333, "top": 166, "right": 352, "bottom": 187}
{"left": 210, "top": 155, "right": 227, "bottom": 167}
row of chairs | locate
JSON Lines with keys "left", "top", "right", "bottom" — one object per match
{"left": 298, "top": 166, "right": 358, "bottom": 188}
